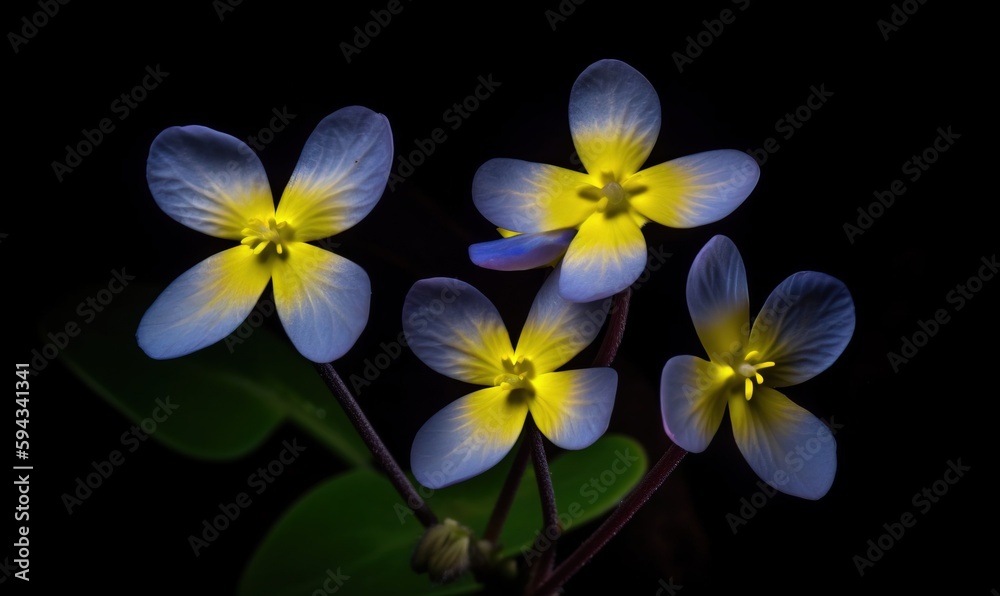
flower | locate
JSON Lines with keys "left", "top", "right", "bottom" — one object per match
{"left": 404, "top": 266, "right": 618, "bottom": 489}
{"left": 137, "top": 106, "right": 392, "bottom": 363}
{"left": 469, "top": 59, "right": 760, "bottom": 302}
{"left": 660, "top": 235, "right": 854, "bottom": 499}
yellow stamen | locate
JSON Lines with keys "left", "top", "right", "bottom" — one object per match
{"left": 735, "top": 352, "right": 777, "bottom": 401}
{"left": 602, "top": 181, "right": 626, "bottom": 204}
{"left": 241, "top": 217, "right": 292, "bottom": 256}
{"left": 495, "top": 356, "right": 535, "bottom": 391}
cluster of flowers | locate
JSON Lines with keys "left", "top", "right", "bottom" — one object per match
{"left": 137, "top": 59, "right": 853, "bottom": 501}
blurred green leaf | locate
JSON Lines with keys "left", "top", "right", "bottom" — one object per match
{"left": 239, "top": 468, "right": 480, "bottom": 596}
{"left": 240, "top": 434, "right": 647, "bottom": 593}
{"left": 430, "top": 433, "right": 648, "bottom": 557}
{"left": 47, "top": 284, "right": 370, "bottom": 465}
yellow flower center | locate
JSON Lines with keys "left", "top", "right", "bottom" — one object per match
{"left": 493, "top": 356, "right": 535, "bottom": 392}
{"left": 595, "top": 181, "right": 627, "bottom": 213}
{"left": 241, "top": 217, "right": 293, "bottom": 257}
{"left": 733, "top": 350, "right": 776, "bottom": 401}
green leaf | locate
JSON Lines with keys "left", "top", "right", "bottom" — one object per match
{"left": 240, "top": 434, "right": 647, "bottom": 594}
{"left": 430, "top": 433, "right": 648, "bottom": 557}
{"left": 46, "top": 284, "right": 370, "bottom": 464}
{"left": 239, "top": 468, "right": 480, "bottom": 596}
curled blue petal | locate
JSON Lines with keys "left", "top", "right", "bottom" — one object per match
{"left": 469, "top": 229, "right": 576, "bottom": 271}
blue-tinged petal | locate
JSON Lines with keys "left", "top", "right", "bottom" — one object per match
{"left": 569, "top": 59, "right": 661, "bottom": 181}
{"left": 270, "top": 242, "right": 370, "bottom": 363}
{"left": 529, "top": 368, "right": 617, "bottom": 450}
{"left": 275, "top": 106, "right": 393, "bottom": 242}
{"left": 411, "top": 387, "right": 528, "bottom": 488}
{"left": 686, "top": 235, "right": 750, "bottom": 364}
{"left": 472, "top": 159, "right": 595, "bottom": 233}
{"left": 469, "top": 229, "right": 576, "bottom": 271}
{"left": 749, "top": 271, "right": 855, "bottom": 387}
{"left": 559, "top": 211, "right": 647, "bottom": 302}
{"left": 660, "top": 355, "right": 730, "bottom": 453}
{"left": 728, "top": 386, "right": 837, "bottom": 499}
{"left": 137, "top": 246, "right": 272, "bottom": 359}
{"left": 147, "top": 126, "right": 275, "bottom": 239}
{"left": 402, "top": 279, "right": 513, "bottom": 385}
{"left": 515, "top": 264, "right": 607, "bottom": 374}
{"left": 628, "top": 150, "right": 759, "bottom": 228}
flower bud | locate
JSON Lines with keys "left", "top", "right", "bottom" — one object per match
{"left": 411, "top": 518, "right": 474, "bottom": 584}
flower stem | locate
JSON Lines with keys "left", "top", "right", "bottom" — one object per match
{"left": 483, "top": 438, "right": 531, "bottom": 544}
{"left": 526, "top": 419, "right": 560, "bottom": 592}
{"left": 529, "top": 444, "right": 687, "bottom": 596}
{"left": 592, "top": 287, "right": 632, "bottom": 367}
{"left": 314, "top": 362, "right": 438, "bottom": 528}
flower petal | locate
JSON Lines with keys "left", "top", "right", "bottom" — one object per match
{"left": 660, "top": 355, "right": 730, "bottom": 453}
{"left": 472, "top": 159, "right": 595, "bottom": 233}
{"left": 728, "top": 386, "right": 837, "bottom": 499}
{"left": 515, "top": 264, "right": 608, "bottom": 373}
{"left": 569, "top": 59, "right": 661, "bottom": 181}
{"left": 628, "top": 150, "right": 759, "bottom": 228}
{"left": 275, "top": 106, "right": 392, "bottom": 242}
{"left": 146, "top": 126, "right": 275, "bottom": 239}
{"left": 749, "top": 271, "right": 855, "bottom": 386}
{"left": 559, "top": 211, "right": 647, "bottom": 302}
{"left": 402, "top": 279, "right": 513, "bottom": 385}
{"left": 686, "top": 235, "right": 750, "bottom": 363}
{"left": 529, "top": 368, "right": 617, "bottom": 450}
{"left": 468, "top": 229, "right": 576, "bottom": 271}
{"left": 411, "top": 387, "right": 528, "bottom": 488}
{"left": 137, "top": 246, "right": 272, "bottom": 359}
{"left": 270, "top": 242, "right": 370, "bottom": 363}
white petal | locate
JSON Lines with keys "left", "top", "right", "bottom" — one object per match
{"left": 271, "top": 243, "right": 371, "bottom": 363}
{"left": 146, "top": 126, "right": 275, "bottom": 238}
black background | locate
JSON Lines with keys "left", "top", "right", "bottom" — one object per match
{"left": 5, "top": 1, "right": 995, "bottom": 594}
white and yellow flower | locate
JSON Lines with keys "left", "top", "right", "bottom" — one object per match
{"left": 405, "top": 267, "right": 617, "bottom": 488}
{"left": 661, "top": 235, "right": 854, "bottom": 499}
{"left": 137, "top": 106, "right": 392, "bottom": 363}
{"left": 469, "top": 59, "right": 760, "bottom": 302}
